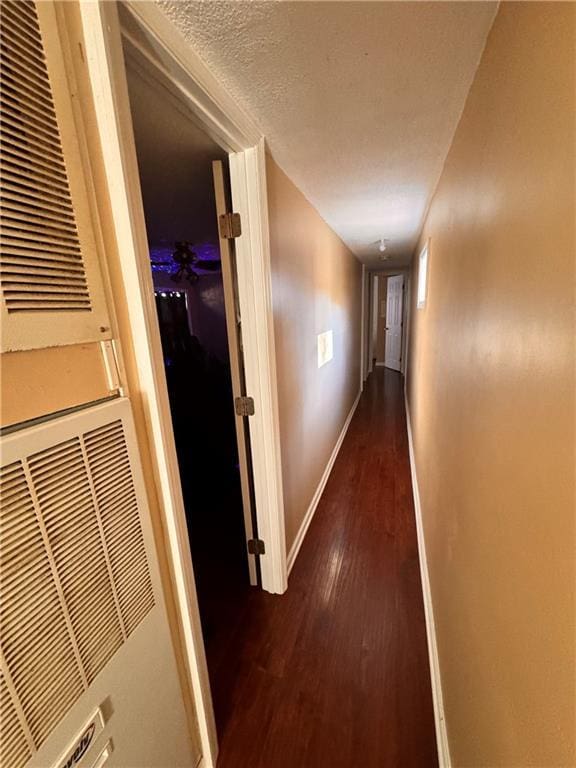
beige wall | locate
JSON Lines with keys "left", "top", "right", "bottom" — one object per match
{"left": 266, "top": 155, "right": 362, "bottom": 552}
{"left": 407, "top": 4, "right": 575, "bottom": 766}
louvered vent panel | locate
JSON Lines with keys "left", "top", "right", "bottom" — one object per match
{"left": 0, "top": 0, "right": 91, "bottom": 313}
{"left": 0, "top": 672, "right": 32, "bottom": 768}
{"left": 84, "top": 422, "right": 155, "bottom": 634}
{"left": 0, "top": 461, "right": 84, "bottom": 748}
{"left": 28, "top": 439, "right": 124, "bottom": 684}
{"left": 1, "top": 409, "right": 156, "bottom": 762}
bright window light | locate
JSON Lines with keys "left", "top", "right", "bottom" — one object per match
{"left": 417, "top": 242, "right": 429, "bottom": 309}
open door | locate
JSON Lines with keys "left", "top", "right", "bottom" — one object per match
{"left": 384, "top": 274, "right": 405, "bottom": 372}
{"left": 212, "top": 160, "right": 260, "bottom": 586}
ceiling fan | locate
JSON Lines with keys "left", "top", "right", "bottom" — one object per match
{"left": 152, "top": 241, "right": 221, "bottom": 284}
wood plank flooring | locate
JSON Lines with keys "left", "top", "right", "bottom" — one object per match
{"left": 211, "top": 369, "right": 438, "bottom": 767}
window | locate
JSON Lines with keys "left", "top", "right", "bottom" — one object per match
{"left": 417, "top": 242, "right": 429, "bottom": 309}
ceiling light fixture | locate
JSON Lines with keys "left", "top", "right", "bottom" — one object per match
{"left": 378, "top": 238, "right": 387, "bottom": 253}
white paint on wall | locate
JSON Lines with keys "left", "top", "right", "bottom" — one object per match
{"left": 317, "top": 330, "right": 334, "bottom": 368}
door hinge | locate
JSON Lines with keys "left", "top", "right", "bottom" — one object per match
{"left": 247, "top": 538, "right": 265, "bottom": 555}
{"left": 219, "top": 212, "right": 242, "bottom": 239}
{"left": 235, "top": 396, "right": 255, "bottom": 416}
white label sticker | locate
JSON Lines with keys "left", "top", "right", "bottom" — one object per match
{"left": 54, "top": 709, "right": 105, "bottom": 768}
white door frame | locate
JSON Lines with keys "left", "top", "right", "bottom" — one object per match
{"left": 369, "top": 273, "right": 379, "bottom": 373}
{"left": 401, "top": 271, "right": 411, "bottom": 377}
{"left": 78, "top": 2, "right": 286, "bottom": 765}
{"left": 360, "top": 264, "right": 366, "bottom": 390}
{"left": 362, "top": 267, "right": 411, "bottom": 379}
{"left": 363, "top": 268, "right": 372, "bottom": 383}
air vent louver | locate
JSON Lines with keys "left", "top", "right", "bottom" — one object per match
{"left": 28, "top": 439, "right": 124, "bottom": 684}
{"left": 0, "top": 671, "right": 33, "bottom": 768}
{"left": 0, "top": 0, "right": 91, "bottom": 314}
{"left": 84, "top": 422, "right": 155, "bottom": 633}
{"left": 0, "top": 412, "right": 155, "bottom": 767}
{"left": 0, "top": 460, "right": 84, "bottom": 747}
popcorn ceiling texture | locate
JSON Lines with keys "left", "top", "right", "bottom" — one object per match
{"left": 157, "top": 1, "right": 496, "bottom": 265}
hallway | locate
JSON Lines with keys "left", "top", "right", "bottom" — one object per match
{"left": 212, "top": 369, "right": 437, "bottom": 767}
{"left": 1, "top": 4, "right": 571, "bottom": 766}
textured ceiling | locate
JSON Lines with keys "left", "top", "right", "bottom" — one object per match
{"left": 157, "top": 1, "right": 497, "bottom": 267}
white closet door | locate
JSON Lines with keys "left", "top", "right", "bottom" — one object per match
{"left": 0, "top": 0, "right": 111, "bottom": 351}
{"left": 1, "top": 6, "right": 199, "bottom": 766}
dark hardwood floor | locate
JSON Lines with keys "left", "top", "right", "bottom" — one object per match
{"left": 211, "top": 368, "right": 438, "bottom": 767}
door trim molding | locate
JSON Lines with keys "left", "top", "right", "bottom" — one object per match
{"left": 404, "top": 388, "right": 452, "bottom": 768}
{"left": 120, "top": 0, "right": 286, "bottom": 596}
{"left": 77, "top": 4, "right": 218, "bottom": 765}
{"left": 287, "top": 390, "right": 361, "bottom": 576}
{"left": 119, "top": 1, "right": 260, "bottom": 153}
{"left": 360, "top": 264, "right": 366, "bottom": 390}
{"left": 368, "top": 267, "right": 411, "bottom": 376}
{"left": 78, "top": 2, "right": 287, "bottom": 765}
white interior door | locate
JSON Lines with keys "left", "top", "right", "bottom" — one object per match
{"left": 213, "top": 160, "right": 259, "bottom": 586}
{"left": 384, "top": 274, "right": 404, "bottom": 372}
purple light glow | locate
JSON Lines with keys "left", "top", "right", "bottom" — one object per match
{"left": 149, "top": 242, "right": 220, "bottom": 275}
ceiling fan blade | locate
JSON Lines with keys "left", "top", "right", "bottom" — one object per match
{"left": 195, "top": 260, "right": 221, "bottom": 271}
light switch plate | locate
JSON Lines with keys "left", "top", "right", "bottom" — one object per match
{"left": 317, "top": 330, "right": 333, "bottom": 368}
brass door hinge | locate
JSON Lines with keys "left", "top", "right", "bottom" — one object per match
{"left": 235, "top": 396, "right": 255, "bottom": 416}
{"left": 219, "top": 212, "right": 242, "bottom": 239}
{"left": 247, "top": 538, "right": 265, "bottom": 555}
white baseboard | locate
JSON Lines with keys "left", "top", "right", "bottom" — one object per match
{"left": 404, "top": 387, "right": 452, "bottom": 768}
{"left": 286, "top": 390, "right": 361, "bottom": 576}
{"left": 375, "top": 361, "right": 387, "bottom": 367}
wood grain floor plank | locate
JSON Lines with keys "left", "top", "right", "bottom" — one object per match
{"left": 212, "top": 369, "right": 437, "bottom": 767}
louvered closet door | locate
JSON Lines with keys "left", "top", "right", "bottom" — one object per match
{"left": 0, "top": 399, "right": 198, "bottom": 768}
{"left": 0, "top": 0, "right": 110, "bottom": 351}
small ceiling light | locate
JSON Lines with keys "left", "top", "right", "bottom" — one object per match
{"left": 379, "top": 238, "right": 387, "bottom": 253}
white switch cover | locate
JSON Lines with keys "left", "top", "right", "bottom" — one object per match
{"left": 317, "top": 330, "right": 333, "bottom": 368}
